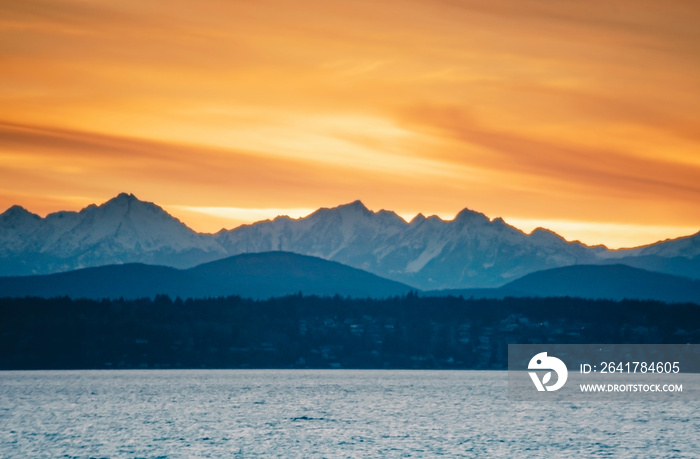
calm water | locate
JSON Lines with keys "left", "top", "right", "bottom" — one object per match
{"left": 1, "top": 370, "right": 698, "bottom": 457}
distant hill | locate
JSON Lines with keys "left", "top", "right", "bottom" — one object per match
{"left": 427, "top": 264, "right": 700, "bottom": 304}
{"left": 598, "top": 254, "right": 700, "bottom": 280}
{"left": 0, "top": 263, "right": 187, "bottom": 300}
{"left": 0, "top": 251, "right": 414, "bottom": 300}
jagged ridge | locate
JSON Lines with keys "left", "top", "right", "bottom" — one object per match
{"left": 1, "top": 193, "right": 698, "bottom": 289}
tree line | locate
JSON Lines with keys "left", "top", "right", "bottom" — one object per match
{"left": 1, "top": 293, "right": 698, "bottom": 370}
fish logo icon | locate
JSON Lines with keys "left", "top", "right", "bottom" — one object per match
{"left": 528, "top": 352, "right": 568, "bottom": 392}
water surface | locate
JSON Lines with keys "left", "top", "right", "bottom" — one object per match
{"left": 1, "top": 370, "right": 697, "bottom": 457}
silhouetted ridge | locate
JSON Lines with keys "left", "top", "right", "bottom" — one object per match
{"left": 0, "top": 251, "right": 414, "bottom": 300}
{"left": 502, "top": 264, "right": 700, "bottom": 304}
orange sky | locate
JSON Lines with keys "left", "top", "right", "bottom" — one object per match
{"left": 1, "top": 0, "right": 699, "bottom": 248}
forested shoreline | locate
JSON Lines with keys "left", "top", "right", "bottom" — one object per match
{"left": 1, "top": 294, "right": 698, "bottom": 370}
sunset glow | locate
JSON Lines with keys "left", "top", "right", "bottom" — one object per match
{"left": 1, "top": 0, "right": 699, "bottom": 248}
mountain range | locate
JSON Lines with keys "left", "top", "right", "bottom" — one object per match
{"left": 1, "top": 193, "right": 699, "bottom": 291}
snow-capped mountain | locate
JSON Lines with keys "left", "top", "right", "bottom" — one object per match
{"left": 0, "top": 193, "right": 226, "bottom": 275}
{"left": 1, "top": 193, "right": 698, "bottom": 289}
{"left": 593, "top": 231, "right": 700, "bottom": 280}
{"left": 214, "top": 201, "right": 603, "bottom": 289}
{"left": 608, "top": 231, "right": 700, "bottom": 259}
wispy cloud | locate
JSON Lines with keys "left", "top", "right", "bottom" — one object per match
{"left": 0, "top": 0, "right": 698, "bottom": 246}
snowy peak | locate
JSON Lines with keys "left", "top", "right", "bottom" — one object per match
{"left": 0, "top": 205, "right": 43, "bottom": 254}
{"left": 340, "top": 199, "right": 370, "bottom": 212}
{"left": 61, "top": 193, "right": 224, "bottom": 253}
{"left": 0, "top": 193, "right": 227, "bottom": 274}
{"left": 630, "top": 230, "right": 700, "bottom": 259}
{"left": 530, "top": 227, "right": 567, "bottom": 243}
{"left": 1, "top": 204, "right": 35, "bottom": 218}
{"left": 0, "top": 205, "right": 41, "bottom": 225}
{"left": 453, "top": 207, "right": 490, "bottom": 225}
{"left": 98, "top": 193, "right": 167, "bottom": 220}
{"left": 376, "top": 209, "right": 406, "bottom": 226}
{"left": 303, "top": 200, "right": 407, "bottom": 232}
{"left": 410, "top": 213, "right": 427, "bottom": 224}
{"left": 311, "top": 200, "right": 372, "bottom": 220}
{"left": 114, "top": 192, "right": 138, "bottom": 201}
{"left": 311, "top": 201, "right": 404, "bottom": 219}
